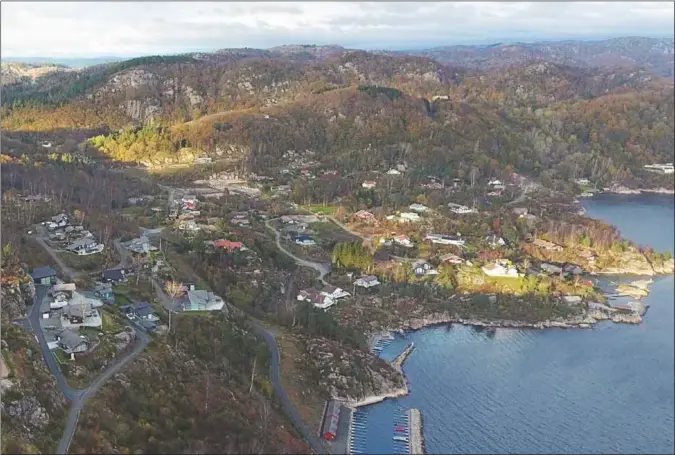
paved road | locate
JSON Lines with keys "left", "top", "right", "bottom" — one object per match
{"left": 112, "top": 238, "right": 132, "bottom": 268}
{"left": 265, "top": 219, "right": 331, "bottom": 283}
{"left": 34, "top": 232, "right": 81, "bottom": 281}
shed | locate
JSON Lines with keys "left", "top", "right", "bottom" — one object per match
{"left": 321, "top": 400, "right": 341, "bottom": 441}
{"left": 30, "top": 266, "right": 58, "bottom": 286}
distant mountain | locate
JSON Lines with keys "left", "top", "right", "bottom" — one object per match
{"left": 394, "top": 37, "right": 675, "bottom": 77}
{"left": 0, "top": 62, "right": 74, "bottom": 85}
{"left": 1, "top": 56, "right": 127, "bottom": 69}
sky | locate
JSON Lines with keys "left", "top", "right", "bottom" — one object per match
{"left": 2, "top": 1, "right": 674, "bottom": 58}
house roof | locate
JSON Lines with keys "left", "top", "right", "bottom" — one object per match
{"left": 322, "top": 285, "right": 338, "bottom": 294}
{"left": 58, "top": 329, "right": 87, "bottom": 350}
{"left": 102, "top": 268, "right": 126, "bottom": 281}
{"left": 31, "top": 266, "right": 58, "bottom": 280}
{"left": 358, "top": 275, "right": 378, "bottom": 282}
{"left": 214, "top": 239, "right": 243, "bottom": 250}
{"left": 135, "top": 306, "right": 156, "bottom": 318}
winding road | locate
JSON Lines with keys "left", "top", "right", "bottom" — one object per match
{"left": 30, "top": 238, "right": 150, "bottom": 455}
{"left": 264, "top": 219, "right": 331, "bottom": 283}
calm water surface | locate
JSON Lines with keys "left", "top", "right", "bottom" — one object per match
{"left": 355, "top": 194, "right": 674, "bottom": 454}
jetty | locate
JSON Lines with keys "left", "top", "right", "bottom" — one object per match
{"left": 408, "top": 408, "right": 425, "bottom": 454}
{"left": 392, "top": 343, "right": 415, "bottom": 370}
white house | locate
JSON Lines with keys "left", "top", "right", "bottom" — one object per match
{"left": 297, "top": 289, "right": 336, "bottom": 309}
{"left": 448, "top": 203, "right": 476, "bottom": 214}
{"left": 409, "top": 203, "right": 429, "bottom": 213}
{"left": 412, "top": 260, "right": 438, "bottom": 276}
{"left": 399, "top": 212, "right": 421, "bottom": 222}
{"left": 184, "top": 290, "right": 225, "bottom": 312}
{"left": 425, "top": 234, "right": 465, "bottom": 246}
{"left": 394, "top": 235, "right": 414, "bottom": 248}
{"left": 440, "top": 253, "right": 464, "bottom": 264}
{"left": 387, "top": 169, "right": 402, "bottom": 175}
{"left": 362, "top": 181, "right": 377, "bottom": 189}
{"left": 485, "top": 234, "right": 506, "bottom": 248}
{"left": 482, "top": 260, "right": 520, "bottom": 278}
{"left": 354, "top": 275, "right": 380, "bottom": 288}
{"left": 66, "top": 238, "right": 104, "bottom": 256}
{"left": 320, "top": 285, "right": 351, "bottom": 300}
{"left": 574, "top": 178, "right": 590, "bottom": 185}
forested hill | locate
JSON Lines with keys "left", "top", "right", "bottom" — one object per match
{"left": 1, "top": 44, "right": 673, "bottom": 189}
{"left": 396, "top": 37, "right": 675, "bottom": 78}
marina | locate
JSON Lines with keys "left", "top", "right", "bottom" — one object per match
{"left": 346, "top": 406, "right": 424, "bottom": 455}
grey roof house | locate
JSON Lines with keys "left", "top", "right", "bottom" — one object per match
{"left": 30, "top": 266, "right": 58, "bottom": 286}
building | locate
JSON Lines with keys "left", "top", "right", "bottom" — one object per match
{"left": 183, "top": 290, "right": 225, "bottom": 312}
{"left": 482, "top": 260, "right": 520, "bottom": 278}
{"left": 485, "top": 234, "right": 506, "bottom": 248}
{"left": 211, "top": 239, "right": 244, "bottom": 251}
{"left": 448, "top": 203, "right": 476, "bottom": 214}
{"left": 66, "top": 238, "right": 104, "bottom": 255}
{"left": 399, "top": 212, "right": 421, "bottom": 222}
{"left": 533, "top": 239, "right": 563, "bottom": 252}
{"left": 513, "top": 207, "right": 529, "bottom": 217}
{"left": 56, "top": 329, "right": 90, "bottom": 355}
{"left": 387, "top": 169, "right": 402, "bottom": 175}
{"left": 102, "top": 268, "right": 128, "bottom": 285}
{"left": 439, "top": 253, "right": 464, "bottom": 264}
{"left": 575, "top": 178, "right": 590, "bottom": 185}
{"left": 297, "top": 289, "right": 335, "bottom": 309}
{"left": 362, "top": 181, "right": 377, "bottom": 189}
{"left": 293, "top": 234, "right": 316, "bottom": 246}
{"left": 412, "top": 260, "right": 438, "bottom": 276}
{"left": 94, "top": 283, "right": 115, "bottom": 303}
{"left": 30, "top": 266, "right": 58, "bottom": 286}
{"left": 353, "top": 210, "right": 375, "bottom": 223}
{"left": 122, "top": 302, "right": 160, "bottom": 322}
{"left": 394, "top": 235, "right": 414, "bottom": 248}
{"left": 355, "top": 275, "right": 380, "bottom": 288}
{"left": 425, "top": 234, "right": 464, "bottom": 246}
{"left": 320, "top": 285, "right": 350, "bottom": 300}
{"left": 321, "top": 400, "right": 341, "bottom": 441}
{"left": 62, "top": 303, "right": 102, "bottom": 329}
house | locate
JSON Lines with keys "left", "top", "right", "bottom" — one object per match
{"left": 183, "top": 290, "right": 225, "bottom": 312}
{"left": 40, "top": 141, "right": 52, "bottom": 148}
{"left": 122, "top": 302, "right": 159, "bottom": 322}
{"left": 181, "top": 194, "right": 198, "bottom": 205}
{"left": 354, "top": 275, "right": 380, "bottom": 288}
{"left": 439, "top": 253, "right": 464, "bottom": 265}
{"left": 425, "top": 234, "right": 464, "bottom": 246}
{"left": 482, "top": 260, "right": 520, "bottom": 278}
{"left": 124, "top": 235, "right": 156, "bottom": 254}
{"left": 321, "top": 400, "right": 341, "bottom": 441}
{"left": 46, "top": 214, "right": 69, "bottom": 230}
{"left": 56, "top": 329, "right": 90, "bottom": 355}
{"left": 31, "top": 266, "right": 58, "bottom": 286}
{"left": 323, "top": 170, "right": 338, "bottom": 176}
{"left": 293, "top": 234, "right": 316, "bottom": 246}
{"left": 66, "top": 238, "right": 104, "bottom": 255}
{"left": 179, "top": 220, "right": 201, "bottom": 231}
{"left": 513, "top": 207, "right": 529, "bottom": 217}
{"left": 211, "top": 239, "right": 244, "bottom": 251}
{"left": 398, "top": 212, "right": 421, "bottom": 223}
{"left": 297, "top": 288, "right": 336, "bottom": 309}
{"left": 485, "top": 234, "right": 506, "bottom": 248}
{"left": 575, "top": 178, "right": 590, "bottom": 186}
{"left": 320, "top": 285, "right": 350, "bottom": 300}
{"left": 362, "top": 181, "right": 377, "bottom": 189}
{"left": 540, "top": 263, "right": 563, "bottom": 275}
{"left": 379, "top": 237, "right": 393, "bottom": 247}
{"left": 533, "top": 239, "right": 563, "bottom": 252}
{"left": 448, "top": 203, "right": 476, "bottom": 214}
{"left": 94, "top": 283, "right": 115, "bottom": 303}
{"left": 62, "top": 303, "right": 102, "bottom": 328}
{"left": 394, "top": 235, "right": 414, "bottom": 248}
{"left": 101, "top": 268, "right": 128, "bottom": 285}
{"left": 409, "top": 203, "right": 428, "bottom": 213}
{"left": 71, "top": 290, "right": 104, "bottom": 309}
{"left": 195, "top": 156, "right": 213, "bottom": 164}
{"left": 563, "top": 264, "right": 583, "bottom": 276}
{"left": 412, "top": 260, "right": 438, "bottom": 276}
{"left": 280, "top": 214, "right": 320, "bottom": 224}
{"left": 353, "top": 210, "right": 375, "bottom": 223}
{"left": 562, "top": 295, "right": 583, "bottom": 305}
{"left": 387, "top": 169, "right": 401, "bottom": 175}
{"left": 488, "top": 178, "right": 504, "bottom": 188}
{"left": 50, "top": 293, "right": 70, "bottom": 310}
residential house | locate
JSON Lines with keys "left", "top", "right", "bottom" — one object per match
{"left": 563, "top": 263, "right": 583, "bottom": 276}
{"left": 398, "top": 212, "right": 421, "bottom": 223}
{"left": 562, "top": 295, "right": 583, "bottom": 305}
{"left": 178, "top": 220, "right": 201, "bottom": 231}
{"left": 62, "top": 303, "right": 102, "bottom": 328}
{"left": 387, "top": 169, "right": 401, "bottom": 175}
{"left": 71, "top": 290, "right": 104, "bottom": 309}
{"left": 394, "top": 235, "right": 414, "bottom": 248}
{"left": 297, "top": 288, "right": 336, "bottom": 309}
{"left": 122, "top": 302, "right": 160, "bottom": 322}
{"left": 50, "top": 293, "right": 70, "bottom": 310}
{"left": 211, "top": 239, "right": 245, "bottom": 252}
{"left": 362, "top": 181, "right": 377, "bottom": 189}
{"left": 124, "top": 235, "right": 156, "bottom": 254}
{"left": 540, "top": 263, "right": 563, "bottom": 275}
{"left": 488, "top": 178, "right": 504, "bottom": 189}
{"left": 320, "top": 285, "right": 350, "bottom": 300}
{"left": 485, "top": 234, "right": 506, "bottom": 248}
{"left": 46, "top": 214, "right": 69, "bottom": 231}
{"left": 66, "top": 238, "right": 104, "bottom": 256}
{"left": 513, "top": 207, "right": 529, "bottom": 217}
{"left": 439, "top": 253, "right": 464, "bottom": 265}
{"left": 323, "top": 170, "right": 338, "bottom": 177}
{"left": 195, "top": 156, "right": 213, "bottom": 164}
{"left": 354, "top": 275, "right": 380, "bottom": 288}
{"left": 409, "top": 203, "right": 429, "bottom": 213}
{"left": 31, "top": 266, "right": 58, "bottom": 286}
{"left": 293, "top": 234, "right": 317, "bottom": 246}
{"left": 353, "top": 210, "right": 376, "bottom": 223}
{"left": 94, "top": 283, "right": 115, "bottom": 303}
{"left": 533, "top": 239, "right": 563, "bottom": 252}
{"left": 574, "top": 178, "right": 590, "bottom": 186}
{"left": 280, "top": 214, "right": 320, "bottom": 224}
{"left": 102, "top": 268, "right": 128, "bottom": 285}
{"left": 183, "top": 290, "right": 225, "bottom": 312}
{"left": 379, "top": 237, "right": 393, "bottom": 247}
{"left": 482, "top": 260, "right": 520, "bottom": 278}
{"left": 425, "top": 234, "right": 464, "bottom": 246}
{"left": 56, "top": 329, "right": 90, "bottom": 356}
{"left": 448, "top": 203, "right": 476, "bottom": 214}
{"left": 181, "top": 194, "right": 198, "bottom": 205}
{"left": 412, "top": 260, "right": 438, "bottom": 276}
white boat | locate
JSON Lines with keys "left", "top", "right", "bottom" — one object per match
{"left": 393, "top": 436, "right": 409, "bottom": 442}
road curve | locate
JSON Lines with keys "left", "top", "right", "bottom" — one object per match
{"left": 264, "top": 219, "right": 331, "bottom": 283}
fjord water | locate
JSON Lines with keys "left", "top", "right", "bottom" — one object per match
{"left": 359, "top": 194, "right": 674, "bottom": 454}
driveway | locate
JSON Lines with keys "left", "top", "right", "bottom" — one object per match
{"left": 33, "top": 232, "right": 81, "bottom": 281}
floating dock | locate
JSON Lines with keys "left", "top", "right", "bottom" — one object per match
{"left": 408, "top": 408, "right": 425, "bottom": 455}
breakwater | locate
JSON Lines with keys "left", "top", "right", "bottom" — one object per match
{"left": 408, "top": 408, "right": 424, "bottom": 455}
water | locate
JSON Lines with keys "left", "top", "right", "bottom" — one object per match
{"left": 356, "top": 194, "right": 674, "bottom": 454}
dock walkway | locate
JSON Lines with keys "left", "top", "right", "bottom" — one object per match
{"left": 408, "top": 408, "right": 425, "bottom": 454}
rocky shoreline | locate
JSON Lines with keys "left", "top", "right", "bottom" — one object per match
{"left": 600, "top": 185, "right": 675, "bottom": 196}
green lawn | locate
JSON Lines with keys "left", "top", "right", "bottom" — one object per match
{"left": 53, "top": 349, "right": 70, "bottom": 364}
{"left": 302, "top": 204, "right": 338, "bottom": 216}
{"left": 58, "top": 252, "right": 107, "bottom": 272}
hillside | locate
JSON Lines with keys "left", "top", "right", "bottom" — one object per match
{"left": 399, "top": 37, "right": 675, "bottom": 77}
{"left": 1, "top": 62, "right": 73, "bottom": 85}
{"left": 1, "top": 45, "right": 673, "bottom": 190}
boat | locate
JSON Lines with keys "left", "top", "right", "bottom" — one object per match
{"left": 393, "top": 436, "right": 409, "bottom": 442}
{"left": 395, "top": 426, "right": 407, "bottom": 432}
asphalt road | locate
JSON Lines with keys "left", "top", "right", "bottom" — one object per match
{"left": 265, "top": 219, "right": 331, "bottom": 283}
{"left": 28, "top": 282, "right": 150, "bottom": 454}
{"left": 34, "top": 232, "right": 81, "bottom": 281}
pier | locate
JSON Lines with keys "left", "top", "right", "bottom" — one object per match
{"left": 392, "top": 343, "right": 415, "bottom": 371}
{"left": 408, "top": 408, "right": 425, "bottom": 454}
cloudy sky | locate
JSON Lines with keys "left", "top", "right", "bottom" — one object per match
{"left": 2, "top": 2, "right": 673, "bottom": 58}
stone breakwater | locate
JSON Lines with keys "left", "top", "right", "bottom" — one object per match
{"left": 346, "top": 343, "right": 415, "bottom": 408}
{"left": 408, "top": 408, "right": 425, "bottom": 455}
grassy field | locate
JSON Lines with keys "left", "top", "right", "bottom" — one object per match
{"left": 58, "top": 251, "right": 110, "bottom": 272}
{"left": 302, "top": 204, "right": 338, "bottom": 216}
